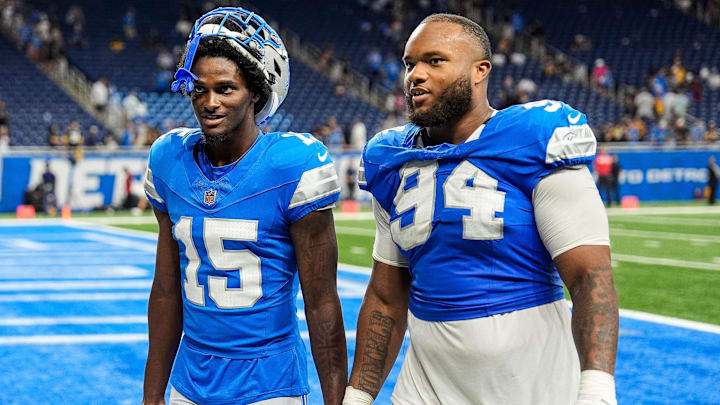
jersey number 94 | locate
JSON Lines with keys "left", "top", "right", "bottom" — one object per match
{"left": 392, "top": 160, "right": 506, "bottom": 250}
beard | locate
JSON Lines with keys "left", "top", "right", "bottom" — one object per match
{"left": 201, "top": 131, "right": 231, "bottom": 145}
{"left": 406, "top": 75, "right": 473, "bottom": 128}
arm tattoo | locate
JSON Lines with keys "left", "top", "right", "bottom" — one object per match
{"left": 358, "top": 311, "right": 396, "bottom": 396}
{"left": 311, "top": 319, "right": 346, "bottom": 380}
{"left": 292, "top": 210, "right": 347, "bottom": 404}
{"left": 571, "top": 264, "right": 619, "bottom": 372}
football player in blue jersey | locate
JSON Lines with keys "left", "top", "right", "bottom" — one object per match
{"left": 142, "top": 8, "right": 347, "bottom": 405}
{"left": 343, "top": 14, "right": 618, "bottom": 405}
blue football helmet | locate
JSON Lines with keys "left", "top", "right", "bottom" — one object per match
{"left": 172, "top": 7, "right": 290, "bottom": 125}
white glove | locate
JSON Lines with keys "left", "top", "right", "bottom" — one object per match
{"left": 342, "top": 386, "right": 374, "bottom": 405}
{"left": 575, "top": 370, "right": 617, "bottom": 405}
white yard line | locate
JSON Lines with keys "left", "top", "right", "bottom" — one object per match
{"left": 334, "top": 212, "right": 374, "bottom": 221}
{"left": 337, "top": 225, "right": 720, "bottom": 244}
{"left": 78, "top": 232, "right": 156, "bottom": 253}
{"left": 2, "top": 310, "right": 717, "bottom": 346}
{"left": 1, "top": 205, "right": 716, "bottom": 227}
{"left": 0, "top": 219, "right": 71, "bottom": 226}
{"left": 69, "top": 216, "right": 157, "bottom": 225}
{"left": 0, "top": 280, "right": 151, "bottom": 291}
{"left": 4, "top": 239, "right": 49, "bottom": 250}
{"left": 0, "top": 331, "right": 360, "bottom": 345}
{"left": 0, "top": 292, "right": 149, "bottom": 302}
{"left": 338, "top": 263, "right": 372, "bottom": 275}
{"left": 334, "top": 226, "right": 374, "bottom": 236}
{"left": 65, "top": 221, "right": 158, "bottom": 240}
{"left": 610, "top": 216, "right": 720, "bottom": 227}
{"left": 613, "top": 254, "right": 720, "bottom": 271}
{"left": 606, "top": 206, "right": 720, "bottom": 216}
{"left": 618, "top": 309, "right": 720, "bottom": 334}
{"left": 0, "top": 333, "right": 148, "bottom": 345}
{"left": 611, "top": 229, "right": 720, "bottom": 243}
{"left": 0, "top": 265, "right": 148, "bottom": 279}
{"left": 0, "top": 315, "right": 147, "bottom": 326}
{"left": 66, "top": 211, "right": 375, "bottom": 225}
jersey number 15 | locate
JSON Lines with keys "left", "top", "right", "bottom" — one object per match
{"left": 174, "top": 217, "right": 262, "bottom": 309}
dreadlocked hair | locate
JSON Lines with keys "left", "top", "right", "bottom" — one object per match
{"left": 179, "top": 17, "right": 271, "bottom": 115}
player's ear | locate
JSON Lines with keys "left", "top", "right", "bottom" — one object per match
{"left": 251, "top": 92, "right": 260, "bottom": 103}
{"left": 472, "top": 59, "right": 492, "bottom": 85}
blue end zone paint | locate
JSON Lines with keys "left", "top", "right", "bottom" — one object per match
{"left": 616, "top": 317, "right": 720, "bottom": 404}
{"left": 0, "top": 222, "right": 717, "bottom": 404}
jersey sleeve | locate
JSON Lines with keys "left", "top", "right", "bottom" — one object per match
{"left": 541, "top": 101, "right": 596, "bottom": 170}
{"left": 357, "top": 125, "right": 411, "bottom": 213}
{"left": 143, "top": 131, "right": 180, "bottom": 212}
{"left": 143, "top": 164, "right": 167, "bottom": 212}
{"left": 371, "top": 197, "right": 409, "bottom": 267}
{"left": 357, "top": 155, "right": 367, "bottom": 190}
{"left": 286, "top": 139, "right": 341, "bottom": 222}
{"left": 503, "top": 101, "right": 598, "bottom": 196}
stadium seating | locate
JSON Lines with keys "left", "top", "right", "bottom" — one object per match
{"left": 256, "top": 0, "right": 622, "bottom": 124}
{"left": 28, "top": 0, "right": 179, "bottom": 92}
{"left": 22, "top": 0, "right": 388, "bottom": 136}
{"left": 503, "top": 0, "right": 720, "bottom": 83}
{"left": 486, "top": 57, "right": 621, "bottom": 125}
{"left": 494, "top": 0, "right": 720, "bottom": 122}
{"left": 21, "top": 0, "right": 720, "bottom": 146}
{"left": 0, "top": 35, "right": 105, "bottom": 146}
{"left": 256, "top": 0, "right": 420, "bottom": 76}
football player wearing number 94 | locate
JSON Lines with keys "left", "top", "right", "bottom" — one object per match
{"left": 343, "top": 13, "right": 618, "bottom": 405}
{"left": 142, "top": 8, "right": 347, "bottom": 405}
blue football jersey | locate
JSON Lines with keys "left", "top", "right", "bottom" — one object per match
{"left": 359, "top": 100, "right": 596, "bottom": 322}
{"left": 144, "top": 128, "right": 340, "bottom": 404}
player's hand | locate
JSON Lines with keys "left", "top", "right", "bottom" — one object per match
{"left": 575, "top": 370, "right": 617, "bottom": 405}
{"left": 142, "top": 401, "right": 166, "bottom": 405}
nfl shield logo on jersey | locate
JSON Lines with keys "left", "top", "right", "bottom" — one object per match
{"left": 204, "top": 189, "right": 217, "bottom": 206}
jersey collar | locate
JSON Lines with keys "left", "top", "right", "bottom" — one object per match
{"left": 413, "top": 109, "right": 499, "bottom": 148}
{"left": 464, "top": 109, "right": 498, "bottom": 143}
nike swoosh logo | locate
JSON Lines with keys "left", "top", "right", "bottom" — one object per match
{"left": 568, "top": 112, "right": 581, "bottom": 124}
{"left": 317, "top": 151, "right": 328, "bottom": 162}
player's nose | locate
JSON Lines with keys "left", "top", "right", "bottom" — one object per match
{"left": 204, "top": 91, "right": 221, "bottom": 110}
{"left": 406, "top": 63, "right": 428, "bottom": 85}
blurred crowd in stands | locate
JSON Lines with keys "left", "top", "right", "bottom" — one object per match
{"left": 0, "top": 0, "right": 65, "bottom": 63}
{"left": 1, "top": 0, "right": 720, "bottom": 153}
{"left": 89, "top": 76, "right": 167, "bottom": 147}
{"left": 674, "top": 0, "right": 720, "bottom": 28}
{"left": 600, "top": 54, "right": 720, "bottom": 144}
{"left": 308, "top": 115, "right": 368, "bottom": 151}
{"left": 0, "top": 99, "right": 9, "bottom": 152}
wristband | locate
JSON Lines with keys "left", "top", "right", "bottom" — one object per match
{"left": 342, "top": 386, "right": 374, "bottom": 405}
{"left": 576, "top": 370, "right": 617, "bottom": 405}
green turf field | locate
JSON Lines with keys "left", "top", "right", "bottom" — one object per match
{"left": 108, "top": 206, "right": 720, "bottom": 326}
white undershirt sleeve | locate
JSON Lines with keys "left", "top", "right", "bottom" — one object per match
{"left": 371, "top": 197, "right": 409, "bottom": 268}
{"left": 532, "top": 166, "right": 610, "bottom": 259}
